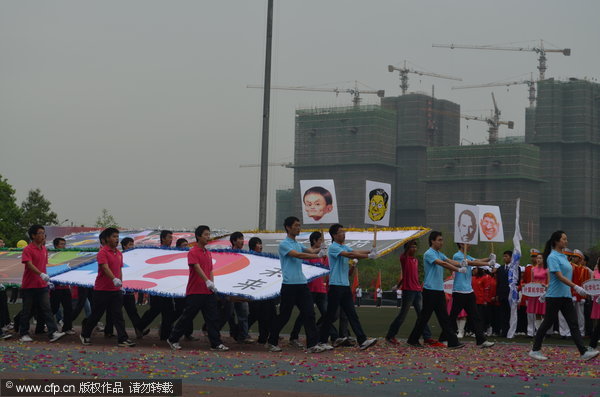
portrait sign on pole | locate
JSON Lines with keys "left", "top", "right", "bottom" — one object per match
{"left": 454, "top": 203, "right": 479, "bottom": 244}
{"left": 364, "top": 180, "right": 392, "bottom": 227}
{"left": 477, "top": 205, "right": 504, "bottom": 243}
{"left": 300, "top": 180, "right": 339, "bottom": 224}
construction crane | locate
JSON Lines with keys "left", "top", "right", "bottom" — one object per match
{"left": 432, "top": 40, "right": 570, "bottom": 81}
{"left": 452, "top": 74, "right": 537, "bottom": 106}
{"left": 462, "top": 93, "right": 514, "bottom": 144}
{"left": 387, "top": 61, "right": 462, "bottom": 94}
{"left": 246, "top": 81, "right": 384, "bottom": 107}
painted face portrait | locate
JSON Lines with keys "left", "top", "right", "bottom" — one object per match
{"left": 303, "top": 192, "right": 333, "bottom": 221}
{"left": 480, "top": 212, "right": 499, "bottom": 241}
{"left": 457, "top": 210, "right": 476, "bottom": 242}
{"left": 367, "top": 188, "right": 389, "bottom": 222}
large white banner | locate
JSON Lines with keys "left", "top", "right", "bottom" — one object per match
{"left": 300, "top": 179, "right": 339, "bottom": 224}
{"left": 50, "top": 248, "right": 329, "bottom": 301}
{"left": 364, "top": 180, "right": 392, "bottom": 227}
{"left": 454, "top": 203, "right": 479, "bottom": 244}
{"left": 477, "top": 205, "right": 504, "bottom": 242}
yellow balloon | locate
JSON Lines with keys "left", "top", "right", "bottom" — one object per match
{"left": 16, "top": 240, "right": 28, "bottom": 248}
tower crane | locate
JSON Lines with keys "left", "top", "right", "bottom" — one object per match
{"left": 246, "top": 81, "right": 384, "bottom": 107}
{"left": 462, "top": 93, "right": 514, "bottom": 144}
{"left": 452, "top": 74, "right": 537, "bottom": 106}
{"left": 432, "top": 40, "right": 570, "bottom": 81}
{"left": 387, "top": 61, "right": 462, "bottom": 94}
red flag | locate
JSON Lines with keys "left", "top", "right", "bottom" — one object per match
{"left": 373, "top": 270, "right": 381, "bottom": 300}
{"left": 352, "top": 267, "right": 359, "bottom": 301}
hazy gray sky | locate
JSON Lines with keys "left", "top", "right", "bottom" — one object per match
{"left": 1, "top": 1, "right": 599, "bottom": 231}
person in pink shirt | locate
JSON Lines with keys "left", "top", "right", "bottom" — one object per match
{"left": 18, "top": 225, "right": 65, "bottom": 343}
{"left": 79, "top": 228, "right": 134, "bottom": 347}
{"left": 385, "top": 240, "right": 444, "bottom": 347}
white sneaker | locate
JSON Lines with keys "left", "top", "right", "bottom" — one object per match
{"left": 210, "top": 344, "right": 230, "bottom": 351}
{"left": 479, "top": 341, "right": 495, "bottom": 348}
{"left": 317, "top": 342, "right": 334, "bottom": 351}
{"left": 167, "top": 339, "right": 182, "bottom": 351}
{"left": 359, "top": 338, "right": 378, "bottom": 350}
{"left": 50, "top": 331, "right": 66, "bottom": 342}
{"left": 306, "top": 345, "right": 325, "bottom": 353}
{"left": 266, "top": 343, "right": 282, "bottom": 352}
{"left": 580, "top": 349, "right": 599, "bottom": 361}
{"left": 289, "top": 339, "right": 304, "bottom": 349}
{"left": 20, "top": 335, "right": 33, "bottom": 342}
{"left": 333, "top": 337, "right": 349, "bottom": 347}
{"left": 457, "top": 330, "right": 464, "bottom": 339}
{"left": 0, "top": 332, "right": 12, "bottom": 340}
{"left": 528, "top": 350, "right": 548, "bottom": 360}
{"left": 64, "top": 329, "right": 76, "bottom": 335}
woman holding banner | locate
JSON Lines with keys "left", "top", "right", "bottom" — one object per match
{"left": 528, "top": 231, "right": 598, "bottom": 361}
{"left": 525, "top": 251, "right": 548, "bottom": 336}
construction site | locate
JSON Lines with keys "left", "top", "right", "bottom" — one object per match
{"left": 274, "top": 41, "right": 600, "bottom": 250}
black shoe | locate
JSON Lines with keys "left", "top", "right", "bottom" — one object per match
{"left": 117, "top": 339, "right": 136, "bottom": 347}
{"left": 407, "top": 341, "right": 424, "bottom": 348}
{"left": 448, "top": 343, "right": 466, "bottom": 349}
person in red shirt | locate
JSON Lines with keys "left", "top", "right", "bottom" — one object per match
{"left": 79, "top": 228, "right": 135, "bottom": 347}
{"left": 18, "top": 225, "right": 65, "bottom": 343}
{"left": 385, "top": 240, "right": 445, "bottom": 347}
{"left": 167, "top": 225, "right": 228, "bottom": 351}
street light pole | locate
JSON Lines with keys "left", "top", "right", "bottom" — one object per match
{"left": 258, "top": 0, "right": 273, "bottom": 231}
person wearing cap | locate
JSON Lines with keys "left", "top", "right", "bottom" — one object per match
{"left": 571, "top": 249, "right": 591, "bottom": 336}
{"left": 524, "top": 250, "right": 548, "bottom": 337}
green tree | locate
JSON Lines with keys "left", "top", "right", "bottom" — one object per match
{"left": 21, "top": 188, "right": 59, "bottom": 227}
{"left": 0, "top": 174, "right": 25, "bottom": 246}
{"left": 95, "top": 208, "right": 119, "bottom": 228}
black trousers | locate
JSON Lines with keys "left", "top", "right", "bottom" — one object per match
{"left": 497, "top": 297, "right": 511, "bottom": 337}
{"left": 319, "top": 285, "right": 367, "bottom": 345}
{"left": 81, "top": 290, "right": 129, "bottom": 343}
{"left": 590, "top": 319, "right": 600, "bottom": 349}
{"left": 407, "top": 288, "right": 460, "bottom": 347}
{"left": 105, "top": 293, "right": 142, "bottom": 335}
{"left": 290, "top": 292, "right": 338, "bottom": 342}
{"left": 268, "top": 284, "right": 318, "bottom": 348}
{"left": 72, "top": 287, "right": 92, "bottom": 321}
{"left": 174, "top": 297, "right": 193, "bottom": 337}
{"left": 169, "top": 294, "right": 222, "bottom": 348}
{"left": 139, "top": 295, "right": 175, "bottom": 340}
{"left": 248, "top": 298, "right": 277, "bottom": 344}
{"left": 0, "top": 289, "right": 10, "bottom": 328}
{"left": 440, "top": 292, "right": 486, "bottom": 345}
{"left": 532, "top": 297, "right": 586, "bottom": 354}
{"left": 19, "top": 288, "right": 58, "bottom": 338}
{"left": 50, "top": 288, "right": 73, "bottom": 331}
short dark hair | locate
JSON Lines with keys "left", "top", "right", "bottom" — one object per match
{"left": 121, "top": 237, "right": 134, "bottom": 250}
{"left": 53, "top": 237, "right": 66, "bottom": 249}
{"left": 160, "top": 230, "right": 173, "bottom": 244}
{"left": 283, "top": 216, "right": 300, "bottom": 232}
{"left": 428, "top": 231, "right": 442, "bottom": 246}
{"left": 303, "top": 186, "right": 332, "bottom": 205}
{"left": 102, "top": 227, "right": 119, "bottom": 241}
{"left": 503, "top": 250, "right": 513, "bottom": 257}
{"left": 309, "top": 231, "right": 322, "bottom": 246}
{"left": 329, "top": 224, "right": 343, "bottom": 240}
{"left": 403, "top": 240, "right": 417, "bottom": 252}
{"left": 28, "top": 225, "right": 44, "bottom": 239}
{"left": 194, "top": 225, "right": 210, "bottom": 241}
{"left": 369, "top": 188, "right": 389, "bottom": 205}
{"left": 249, "top": 237, "right": 262, "bottom": 251}
{"left": 175, "top": 238, "right": 188, "bottom": 248}
{"left": 229, "top": 231, "right": 244, "bottom": 247}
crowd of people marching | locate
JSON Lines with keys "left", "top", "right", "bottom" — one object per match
{"left": 0, "top": 219, "right": 599, "bottom": 360}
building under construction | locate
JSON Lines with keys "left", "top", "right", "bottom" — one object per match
{"left": 276, "top": 78, "right": 600, "bottom": 249}
{"left": 526, "top": 78, "right": 600, "bottom": 249}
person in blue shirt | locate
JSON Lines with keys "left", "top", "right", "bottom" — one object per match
{"left": 439, "top": 243, "right": 495, "bottom": 348}
{"left": 407, "top": 231, "right": 468, "bottom": 349}
{"left": 267, "top": 216, "right": 327, "bottom": 354}
{"left": 529, "top": 231, "right": 599, "bottom": 361}
{"left": 317, "top": 224, "right": 378, "bottom": 351}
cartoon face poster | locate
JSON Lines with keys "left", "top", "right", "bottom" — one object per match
{"left": 300, "top": 179, "right": 339, "bottom": 224}
{"left": 364, "top": 180, "right": 392, "bottom": 227}
{"left": 454, "top": 203, "right": 479, "bottom": 245}
{"left": 477, "top": 205, "right": 504, "bottom": 242}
